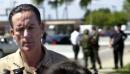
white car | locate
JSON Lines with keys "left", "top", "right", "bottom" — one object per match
{"left": 0, "top": 36, "right": 18, "bottom": 58}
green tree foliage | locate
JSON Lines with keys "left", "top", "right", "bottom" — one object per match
{"left": 48, "top": 0, "right": 64, "bottom": 8}
{"left": 83, "top": 8, "right": 127, "bottom": 28}
{"left": 32, "top": 0, "right": 44, "bottom": 5}
{"left": 126, "top": 0, "right": 130, "bottom": 3}
{"left": 32, "top": 0, "right": 74, "bottom": 8}
{"left": 63, "top": 0, "right": 74, "bottom": 5}
{"left": 32, "top": 0, "right": 74, "bottom": 19}
{"left": 84, "top": 10, "right": 110, "bottom": 28}
{"left": 123, "top": 0, "right": 130, "bottom": 21}
{"left": 80, "top": 0, "right": 91, "bottom": 9}
{"left": 111, "top": 12, "right": 127, "bottom": 26}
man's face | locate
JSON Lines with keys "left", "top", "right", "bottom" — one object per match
{"left": 115, "top": 26, "right": 121, "bottom": 31}
{"left": 11, "top": 11, "right": 43, "bottom": 52}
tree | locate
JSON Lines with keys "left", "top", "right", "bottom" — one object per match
{"left": 48, "top": 0, "right": 64, "bottom": 19}
{"left": 62, "top": 0, "right": 74, "bottom": 19}
{"left": 110, "top": 12, "right": 127, "bottom": 26}
{"left": 123, "top": 0, "right": 130, "bottom": 21}
{"left": 84, "top": 9, "right": 110, "bottom": 28}
{"left": 32, "top": 0, "right": 45, "bottom": 5}
{"left": 126, "top": 0, "right": 130, "bottom": 3}
{"left": 83, "top": 8, "right": 127, "bottom": 28}
{"left": 32, "top": 0, "right": 74, "bottom": 19}
{"left": 79, "top": 0, "right": 91, "bottom": 9}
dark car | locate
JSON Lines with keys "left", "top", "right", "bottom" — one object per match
{"left": 45, "top": 34, "right": 71, "bottom": 45}
{"left": 0, "top": 36, "right": 18, "bottom": 58}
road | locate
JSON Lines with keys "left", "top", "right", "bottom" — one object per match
{"left": 44, "top": 37, "right": 130, "bottom": 73}
{"left": 44, "top": 44, "right": 130, "bottom": 65}
{"left": 44, "top": 37, "right": 130, "bottom": 60}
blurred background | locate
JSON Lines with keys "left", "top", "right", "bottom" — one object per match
{"left": 0, "top": 0, "right": 130, "bottom": 45}
{"left": 0, "top": 0, "right": 130, "bottom": 73}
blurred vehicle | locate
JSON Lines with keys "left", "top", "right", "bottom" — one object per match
{"left": 124, "top": 30, "right": 130, "bottom": 38}
{"left": 0, "top": 36, "right": 18, "bottom": 58}
{"left": 125, "top": 30, "right": 130, "bottom": 35}
{"left": 45, "top": 34, "right": 71, "bottom": 45}
{"left": 98, "top": 30, "right": 112, "bottom": 37}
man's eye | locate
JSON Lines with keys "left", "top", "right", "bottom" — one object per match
{"left": 16, "top": 28, "right": 24, "bottom": 32}
{"left": 28, "top": 27, "right": 34, "bottom": 30}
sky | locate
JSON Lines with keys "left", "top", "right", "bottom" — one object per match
{"left": 0, "top": 0, "right": 124, "bottom": 21}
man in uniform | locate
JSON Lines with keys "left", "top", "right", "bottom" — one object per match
{"left": 91, "top": 26, "right": 102, "bottom": 69}
{"left": 0, "top": 4, "right": 68, "bottom": 74}
{"left": 80, "top": 29, "right": 98, "bottom": 74}
{"left": 80, "top": 29, "right": 91, "bottom": 68}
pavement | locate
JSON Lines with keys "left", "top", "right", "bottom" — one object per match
{"left": 45, "top": 45, "right": 130, "bottom": 74}
{"left": 98, "top": 48, "right": 130, "bottom": 74}
{"left": 45, "top": 37, "right": 130, "bottom": 74}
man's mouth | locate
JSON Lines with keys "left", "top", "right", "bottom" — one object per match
{"left": 24, "top": 41, "right": 33, "bottom": 46}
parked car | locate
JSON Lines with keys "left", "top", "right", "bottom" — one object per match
{"left": 124, "top": 30, "right": 130, "bottom": 38}
{"left": 98, "top": 30, "right": 112, "bottom": 37}
{"left": 45, "top": 34, "right": 71, "bottom": 45}
{"left": 0, "top": 36, "right": 18, "bottom": 58}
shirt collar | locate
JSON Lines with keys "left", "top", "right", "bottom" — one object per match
{"left": 11, "top": 46, "right": 48, "bottom": 72}
{"left": 10, "top": 49, "right": 24, "bottom": 71}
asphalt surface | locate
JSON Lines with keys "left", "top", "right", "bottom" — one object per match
{"left": 45, "top": 37, "right": 130, "bottom": 74}
{"left": 45, "top": 45, "right": 130, "bottom": 74}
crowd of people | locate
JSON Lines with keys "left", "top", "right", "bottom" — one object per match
{"left": 70, "top": 26, "right": 102, "bottom": 74}
{"left": 0, "top": 3, "right": 128, "bottom": 74}
{"left": 70, "top": 24, "right": 127, "bottom": 74}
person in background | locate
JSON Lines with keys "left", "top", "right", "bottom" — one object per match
{"left": 0, "top": 4, "right": 68, "bottom": 74}
{"left": 91, "top": 26, "right": 102, "bottom": 69}
{"left": 80, "top": 29, "right": 92, "bottom": 68}
{"left": 42, "top": 32, "right": 47, "bottom": 44}
{"left": 110, "top": 24, "right": 127, "bottom": 69}
{"left": 70, "top": 27, "right": 80, "bottom": 60}
{"left": 45, "top": 60, "right": 92, "bottom": 74}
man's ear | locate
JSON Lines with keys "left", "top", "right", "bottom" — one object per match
{"left": 40, "top": 22, "right": 45, "bottom": 33}
{"left": 10, "top": 29, "right": 14, "bottom": 36}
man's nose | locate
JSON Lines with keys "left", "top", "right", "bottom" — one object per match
{"left": 23, "top": 29, "right": 29, "bottom": 37}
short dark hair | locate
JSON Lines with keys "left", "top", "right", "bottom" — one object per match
{"left": 9, "top": 4, "right": 41, "bottom": 28}
{"left": 46, "top": 61, "right": 92, "bottom": 74}
{"left": 92, "top": 26, "right": 96, "bottom": 30}
{"left": 117, "top": 24, "right": 122, "bottom": 27}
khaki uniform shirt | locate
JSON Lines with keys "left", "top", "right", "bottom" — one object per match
{"left": 0, "top": 47, "right": 68, "bottom": 74}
